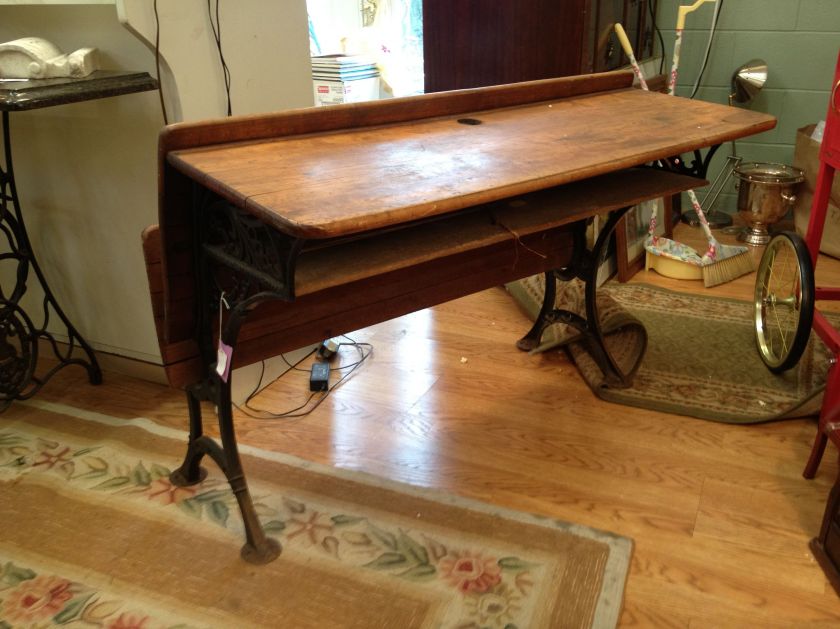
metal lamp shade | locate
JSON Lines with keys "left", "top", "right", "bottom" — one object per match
{"left": 731, "top": 59, "right": 768, "bottom": 105}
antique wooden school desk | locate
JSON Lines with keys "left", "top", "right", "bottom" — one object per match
{"left": 143, "top": 70, "right": 775, "bottom": 563}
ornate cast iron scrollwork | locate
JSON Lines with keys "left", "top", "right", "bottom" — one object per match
{"left": 0, "top": 302, "right": 37, "bottom": 401}
{"left": 201, "top": 194, "right": 304, "bottom": 304}
{"left": 659, "top": 145, "right": 721, "bottom": 180}
{"left": 0, "top": 110, "right": 101, "bottom": 409}
{"left": 1, "top": 152, "right": 29, "bottom": 307}
{"left": 168, "top": 185, "right": 295, "bottom": 564}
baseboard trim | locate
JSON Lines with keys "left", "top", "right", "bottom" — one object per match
{"left": 38, "top": 339, "right": 168, "bottom": 385}
{"left": 38, "top": 340, "right": 318, "bottom": 391}
{"left": 95, "top": 351, "right": 169, "bottom": 385}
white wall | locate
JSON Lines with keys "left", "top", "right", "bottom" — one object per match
{"left": 0, "top": 2, "right": 312, "bottom": 367}
{"left": 307, "top": 0, "right": 361, "bottom": 55}
{"left": 119, "top": 0, "right": 314, "bottom": 121}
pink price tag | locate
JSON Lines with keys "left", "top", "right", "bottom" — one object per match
{"left": 216, "top": 340, "right": 233, "bottom": 383}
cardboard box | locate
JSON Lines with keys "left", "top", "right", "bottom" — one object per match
{"left": 793, "top": 124, "right": 840, "bottom": 259}
{"left": 313, "top": 76, "right": 380, "bottom": 107}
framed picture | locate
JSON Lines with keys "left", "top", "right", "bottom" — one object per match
{"left": 615, "top": 196, "right": 673, "bottom": 282}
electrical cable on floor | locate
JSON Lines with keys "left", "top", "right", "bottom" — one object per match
{"left": 153, "top": 0, "right": 168, "bottom": 125}
{"left": 689, "top": 0, "right": 725, "bottom": 99}
{"left": 207, "top": 0, "right": 232, "bottom": 116}
{"left": 233, "top": 335, "right": 373, "bottom": 420}
{"left": 238, "top": 345, "right": 316, "bottom": 405}
{"left": 278, "top": 351, "right": 312, "bottom": 372}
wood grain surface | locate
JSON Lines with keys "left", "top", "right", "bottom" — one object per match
{"left": 167, "top": 88, "right": 774, "bottom": 239}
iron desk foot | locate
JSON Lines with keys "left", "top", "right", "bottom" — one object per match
{"left": 169, "top": 375, "right": 283, "bottom": 565}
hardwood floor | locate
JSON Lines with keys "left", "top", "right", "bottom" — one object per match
{"left": 15, "top": 223, "right": 840, "bottom": 627}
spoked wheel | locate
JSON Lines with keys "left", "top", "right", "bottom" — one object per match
{"left": 754, "top": 231, "right": 815, "bottom": 373}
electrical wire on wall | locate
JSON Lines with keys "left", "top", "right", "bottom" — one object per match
{"left": 689, "top": 0, "right": 725, "bottom": 99}
{"left": 207, "top": 0, "right": 232, "bottom": 116}
{"left": 234, "top": 335, "right": 374, "bottom": 420}
{"left": 648, "top": 0, "right": 666, "bottom": 75}
{"left": 153, "top": 0, "right": 168, "bottom": 124}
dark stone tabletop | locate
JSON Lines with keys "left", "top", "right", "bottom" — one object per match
{"left": 0, "top": 70, "right": 158, "bottom": 111}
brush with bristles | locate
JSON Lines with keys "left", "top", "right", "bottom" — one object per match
{"left": 688, "top": 189, "right": 756, "bottom": 287}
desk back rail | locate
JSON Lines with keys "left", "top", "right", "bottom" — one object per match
{"left": 159, "top": 71, "right": 633, "bottom": 155}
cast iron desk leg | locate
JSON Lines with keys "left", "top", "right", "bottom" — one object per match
{"left": 168, "top": 190, "right": 293, "bottom": 563}
{"left": 0, "top": 111, "right": 101, "bottom": 408}
{"left": 168, "top": 296, "right": 283, "bottom": 564}
{"left": 517, "top": 208, "right": 632, "bottom": 387}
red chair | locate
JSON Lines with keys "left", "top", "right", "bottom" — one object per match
{"left": 753, "top": 50, "right": 840, "bottom": 590}
{"left": 753, "top": 49, "right": 840, "bottom": 478}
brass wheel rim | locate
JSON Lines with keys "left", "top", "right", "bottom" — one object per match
{"left": 754, "top": 236, "right": 802, "bottom": 368}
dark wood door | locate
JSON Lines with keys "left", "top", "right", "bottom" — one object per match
{"left": 423, "top": 0, "right": 589, "bottom": 92}
{"left": 423, "top": 0, "right": 657, "bottom": 93}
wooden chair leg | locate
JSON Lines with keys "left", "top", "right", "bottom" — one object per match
{"left": 810, "top": 451, "right": 840, "bottom": 597}
{"left": 804, "top": 431, "right": 829, "bottom": 479}
{"left": 804, "top": 364, "right": 840, "bottom": 479}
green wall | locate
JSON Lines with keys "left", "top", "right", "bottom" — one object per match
{"left": 656, "top": 0, "right": 839, "bottom": 214}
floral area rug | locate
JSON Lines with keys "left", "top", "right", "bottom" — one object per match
{"left": 0, "top": 400, "right": 632, "bottom": 628}
{"left": 508, "top": 278, "right": 839, "bottom": 424}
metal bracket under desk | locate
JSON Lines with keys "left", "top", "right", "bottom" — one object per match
{"left": 516, "top": 148, "right": 721, "bottom": 378}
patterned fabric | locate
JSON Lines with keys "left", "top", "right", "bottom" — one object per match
{"left": 0, "top": 402, "right": 632, "bottom": 628}
{"left": 575, "top": 284, "right": 834, "bottom": 423}
{"left": 644, "top": 235, "right": 704, "bottom": 266}
{"left": 505, "top": 276, "right": 648, "bottom": 385}
{"left": 507, "top": 279, "right": 835, "bottom": 423}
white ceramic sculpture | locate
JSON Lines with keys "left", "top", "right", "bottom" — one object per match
{"left": 0, "top": 37, "right": 98, "bottom": 79}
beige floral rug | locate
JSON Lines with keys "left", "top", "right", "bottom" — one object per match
{"left": 0, "top": 400, "right": 632, "bottom": 628}
{"left": 508, "top": 278, "right": 839, "bottom": 424}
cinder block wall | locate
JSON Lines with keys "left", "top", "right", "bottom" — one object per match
{"left": 657, "top": 0, "right": 839, "bottom": 215}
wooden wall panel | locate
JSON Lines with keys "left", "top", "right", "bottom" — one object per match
{"left": 423, "top": 0, "right": 658, "bottom": 92}
{"left": 423, "top": 0, "right": 589, "bottom": 92}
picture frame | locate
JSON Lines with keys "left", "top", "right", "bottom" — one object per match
{"left": 614, "top": 196, "right": 673, "bottom": 282}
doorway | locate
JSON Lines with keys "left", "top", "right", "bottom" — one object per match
{"left": 306, "top": 0, "right": 424, "bottom": 98}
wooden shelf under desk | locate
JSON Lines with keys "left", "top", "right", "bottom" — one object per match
{"left": 293, "top": 168, "right": 700, "bottom": 297}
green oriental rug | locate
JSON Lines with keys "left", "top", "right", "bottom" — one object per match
{"left": 0, "top": 400, "right": 631, "bottom": 628}
{"left": 508, "top": 279, "right": 839, "bottom": 424}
